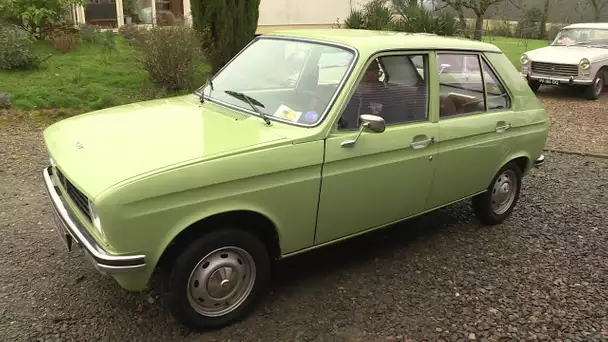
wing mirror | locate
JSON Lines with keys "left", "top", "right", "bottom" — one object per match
{"left": 341, "top": 114, "right": 386, "bottom": 148}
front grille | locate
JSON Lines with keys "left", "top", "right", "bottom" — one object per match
{"left": 55, "top": 167, "right": 91, "bottom": 221}
{"left": 531, "top": 62, "right": 578, "bottom": 77}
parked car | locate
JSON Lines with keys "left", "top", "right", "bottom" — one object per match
{"left": 520, "top": 22, "right": 608, "bottom": 100}
{"left": 42, "top": 29, "right": 548, "bottom": 330}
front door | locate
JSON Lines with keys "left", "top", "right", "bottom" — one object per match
{"left": 426, "top": 51, "right": 515, "bottom": 209}
{"left": 314, "top": 51, "right": 439, "bottom": 245}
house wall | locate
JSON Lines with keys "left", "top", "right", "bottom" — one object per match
{"left": 256, "top": 0, "right": 371, "bottom": 33}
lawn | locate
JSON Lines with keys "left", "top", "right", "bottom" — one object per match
{"left": 0, "top": 35, "right": 207, "bottom": 112}
{"left": 482, "top": 36, "right": 550, "bottom": 66}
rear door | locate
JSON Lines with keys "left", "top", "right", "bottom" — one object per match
{"left": 426, "top": 51, "right": 515, "bottom": 209}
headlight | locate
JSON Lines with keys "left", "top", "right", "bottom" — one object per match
{"left": 579, "top": 58, "right": 591, "bottom": 69}
{"left": 88, "top": 200, "right": 104, "bottom": 237}
{"left": 520, "top": 54, "right": 529, "bottom": 65}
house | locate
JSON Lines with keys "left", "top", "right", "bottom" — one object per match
{"left": 69, "top": 0, "right": 371, "bottom": 33}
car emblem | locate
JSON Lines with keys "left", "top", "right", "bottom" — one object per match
{"left": 74, "top": 141, "right": 84, "bottom": 149}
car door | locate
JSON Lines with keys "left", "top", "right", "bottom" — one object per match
{"left": 425, "top": 51, "right": 515, "bottom": 209}
{"left": 314, "top": 51, "right": 439, "bottom": 245}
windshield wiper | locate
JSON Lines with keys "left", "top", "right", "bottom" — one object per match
{"left": 224, "top": 90, "right": 271, "bottom": 125}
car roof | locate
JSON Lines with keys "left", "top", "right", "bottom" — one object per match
{"left": 263, "top": 29, "right": 503, "bottom": 54}
{"left": 562, "top": 22, "right": 608, "bottom": 30}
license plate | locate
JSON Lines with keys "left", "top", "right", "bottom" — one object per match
{"left": 52, "top": 213, "right": 73, "bottom": 252}
{"left": 539, "top": 78, "right": 560, "bottom": 85}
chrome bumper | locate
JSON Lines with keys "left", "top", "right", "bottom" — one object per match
{"left": 43, "top": 166, "right": 146, "bottom": 274}
{"left": 525, "top": 74, "right": 594, "bottom": 85}
{"left": 534, "top": 154, "right": 545, "bottom": 167}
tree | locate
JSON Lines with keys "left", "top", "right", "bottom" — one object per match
{"left": 539, "top": 0, "right": 550, "bottom": 39}
{"left": 443, "top": 0, "right": 505, "bottom": 40}
{"left": 588, "top": 0, "right": 608, "bottom": 21}
{"left": 191, "top": 0, "right": 261, "bottom": 73}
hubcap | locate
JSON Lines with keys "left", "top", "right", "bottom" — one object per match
{"left": 491, "top": 169, "right": 517, "bottom": 215}
{"left": 187, "top": 246, "right": 256, "bottom": 317}
{"left": 595, "top": 77, "right": 603, "bottom": 95}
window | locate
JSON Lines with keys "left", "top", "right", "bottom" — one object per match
{"left": 437, "top": 53, "right": 511, "bottom": 118}
{"left": 437, "top": 53, "right": 485, "bottom": 117}
{"left": 481, "top": 58, "right": 510, "bottom": 110}
{"left": 338, "top": 54, "right": 429, "bottom": 130}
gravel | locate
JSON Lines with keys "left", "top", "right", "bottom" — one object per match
{"left": 1, "top": 96, "right": 608, "bottom": 341}
{"left": 538, "top": 88, "right": 608, "bottom": 155}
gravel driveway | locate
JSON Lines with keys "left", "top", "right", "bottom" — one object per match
{"left": 1, "top": 118, "right": 607, "bottom": 341}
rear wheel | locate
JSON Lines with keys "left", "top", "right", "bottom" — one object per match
{"left": 584, "top": 70, "right": 604, "bottom": 100}
{"left": 164, "top": 229, "right": 270, "bottom": 330}
{"left": 472, "top": 161, "right": 523, "bottom": 225}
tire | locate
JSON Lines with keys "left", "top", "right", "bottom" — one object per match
{"left": 164, "top": 228, "right": 271, "bottom": 330}
{"left": 584, "top": 70, "right": 605, "bottom": 100}
{"left": 528, "top": 80, "right": 541, "bottom": 93}
{"left": 472, "top": 161, "right": 523, "bottom": 225}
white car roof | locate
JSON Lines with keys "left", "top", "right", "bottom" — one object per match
{"left": 562, "top": 22, "right": 608, "bottom": 30}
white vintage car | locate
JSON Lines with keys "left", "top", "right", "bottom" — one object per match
{"left": 520, "top": 23, "right": 608, "bottom": 100}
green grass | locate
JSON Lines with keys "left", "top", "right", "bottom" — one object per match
{"left": 0, "top": 35, "right": 208, "bottom": 111}
{"left": 482, "top": 36, "right": 550, "bottom": 67}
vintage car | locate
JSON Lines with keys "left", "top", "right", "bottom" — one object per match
{"left": 520, "top": 22, "right": 608, "bottom": 100}
{"left": 42, "top": 29, "right": 548, "bottom": 330}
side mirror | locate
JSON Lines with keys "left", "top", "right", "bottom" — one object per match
{"left": 341, "top": 114, "right": 386, "bottom": 148}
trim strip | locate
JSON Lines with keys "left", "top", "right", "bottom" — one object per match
{"left": 43, "top": 167, "right": 146, "bottom": 272}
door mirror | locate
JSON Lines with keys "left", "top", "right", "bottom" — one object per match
{"left": 341, "top": 114, "right": 386, "bottom": 148}
{"left": 360, "top": 114, "right": 386, "bottom": 133}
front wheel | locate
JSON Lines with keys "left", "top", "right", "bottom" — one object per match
{"left": 472, "top": 161, "right": 523, "bottom": 225}
{"left": 164, "top": 229, "right": 271, "bottom": 330}
{"left": 528, "top": 80, "right": 541, "bottom": 93}
{"left": 584, "top": 70, "right": 604, "bottom": 100}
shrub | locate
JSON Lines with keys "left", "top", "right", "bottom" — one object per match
{"left": 363, "top": 0, "right": 393, "bottom": 30}
{"left": 192, "top": 0, "right": 261, "bottom": 73}
{"left": 118, "top": 23, "right": 150, "bottom": 44}
{"left": 49, "top": 32, "right": 80, "bottom": 53}
{"left": 136, "top": 25, "right": 205, "bottom": 91}
{"left": 392, "top": 4, "right": 458, "bottom": 36}
{"left": 344, "top": 9, "right": 365, "bottom": 29}
{"left": 79, "top": 24, "right": 102, "bottom": 43}
{"left": 0, "top": 24, "right": 48, "bottom": 70}
{"left": 344, "top": 0, "right": 458, "bottom": 37}
{"left": 0, "top": 93, "right": 12, "bottom": 109}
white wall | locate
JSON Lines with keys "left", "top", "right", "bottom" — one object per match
{"left": 258, "top": 0, "right": 370, "bottom": 26}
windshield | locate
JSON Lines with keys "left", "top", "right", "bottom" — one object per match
{"left": 200, "top": 37, "right": 356, "bottom": 126}
{"left": 552, "top": 28, "right": 608, "bottom": 47}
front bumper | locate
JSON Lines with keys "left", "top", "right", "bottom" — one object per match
{"left": 524, "top": 73, "right": 594, "bottom": 86}
{"left": 43, "top": 166, "right": 147, "bottom": 274}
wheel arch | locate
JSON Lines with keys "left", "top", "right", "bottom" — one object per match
{"left": 496, "top": 153, "right": 532, "bottom": 178}
{"left": 153, "top": 209, "right": 282, "bottom": 273}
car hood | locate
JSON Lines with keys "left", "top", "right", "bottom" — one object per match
{"left": 526, "top": 45, "right": 608, "bottom": 64}
{"left": 44, "top": 95, "right": 289, "bottom": 198}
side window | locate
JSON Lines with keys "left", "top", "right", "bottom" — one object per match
{"left": 338, "top": 54, "right": 429, "bottom": 130}
{"left": 437, "top": 53, "right": 485, "bottom": 117}
{"left": 481, "top": 58, "right": 511, "bottom": 110}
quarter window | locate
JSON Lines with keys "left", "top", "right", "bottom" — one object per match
{"left": 339, "top": 54, "right": 429, "bottom": 130}
{"left": 437, "top": 53, "right": 511, "bottom": 118}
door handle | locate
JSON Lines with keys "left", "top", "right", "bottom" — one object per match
{"left": 410, "top": 137, "right": 435, "bottom": 149}
{"left": 495, "top": 123, "right": 512, "bottom": 133}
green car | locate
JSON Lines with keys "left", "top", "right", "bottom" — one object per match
{"left": 42, "top": 29, "right": 548, "bottom": 329}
